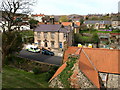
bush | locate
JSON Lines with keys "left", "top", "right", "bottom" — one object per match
{"left": 32, "top": 67, "right": 41, "bottom": 74}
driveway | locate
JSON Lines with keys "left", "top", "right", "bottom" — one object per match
{"left": 19, "top": 49, "right": 63, "bottom": 65}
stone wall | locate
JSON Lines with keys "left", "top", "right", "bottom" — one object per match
{"left": 49, "top": 58, "right": 96, "bottom": 88}
{"left": 71, "top": 60, "right": 96, "bottom": 88}
{"left": 107, "top": 74, "right": 120, "bottom": 88}
{"left": 99, "top": 72, "right": 120, "bottom": 88}
{"left": 49, "top": 76, "right": 64, "bottom": 88}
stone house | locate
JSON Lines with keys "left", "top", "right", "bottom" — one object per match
{"left": 84, "top": 20, "right": 111, "bottom": 29}
{"left": 112, "top": 17, "right": 120, "bottom": 27}
{"left": 34, "top": 24, "right": 73, "bottom": 50}
{"left": 61, "top": 22, "right": 80, "bottom": 34}
{"left": 49, "top": 47, "right": 120, "bottom": 89}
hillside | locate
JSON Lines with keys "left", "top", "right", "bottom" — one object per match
{"left": 2, "top": 66, "right": 49, "bottom": 88}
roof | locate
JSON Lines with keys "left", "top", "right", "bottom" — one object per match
{"left": 49, "top": 63, "right": 67, "bottom": 82}
{"left": 34, "top": 24, "right": 70, "bottom": 33}
{"left": 61, "top": 22, "right": 80, "bottom": 27}
{"left": 79, "top": 49, "right": 100, "bottom": 88}
{"left": 32, "top": 14, "right": 45, "bottom": 17}
{"left": 64, "top": 47, "right": 120, "bottom": 74}
{"left": 84, "top": 20, "right": 111, "bottom": 24}
{"left": 50, "top": 47, "right": 120, "bottom": 88}
{"left": 61, "top": 22, "right": 71, "bottom": 26}
{"left": 83, "top": 48, "right": 120, "bottom": 74}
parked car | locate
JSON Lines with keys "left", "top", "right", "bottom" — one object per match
{"left": 26, "top": 45, "right": 40, "bottom": 53}
{"left": 42, "top": 49, "right": 54, "bottom": 56}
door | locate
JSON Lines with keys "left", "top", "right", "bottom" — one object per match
{"left": 59, "top": 42, "right": 62, "bottom": 48}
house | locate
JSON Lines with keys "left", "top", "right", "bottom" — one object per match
{"left": 49, "top": 47, "right": 120, "bottom": 88}
{"left": 34, "top": 24, "right": 73, "bottom": 50}
{"left": 30, "top": 14, "right": 45, "bottom": 22}
{"left": 61, "top": 22, "right": 80, "bottom": 33}
{"left": 112, "top": 16, "right": 120, "bottom": 28}
{"left": 84, "top": 20, "right": 111, "bottom": 29}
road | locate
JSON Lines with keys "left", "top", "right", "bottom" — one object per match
{"left": 19, "top": 49, "right": 63, "bottom": 65}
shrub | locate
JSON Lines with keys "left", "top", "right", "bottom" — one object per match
{"left": 32, "top": 67, "right": 41, "bottom": 74}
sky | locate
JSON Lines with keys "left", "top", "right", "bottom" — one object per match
{"left": 31, "top": 0, "right": 119, "bottom": 15}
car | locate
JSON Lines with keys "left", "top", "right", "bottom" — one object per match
{"left": 26, "top": 45, "right": 40, "bottom": 53}
{"left": 42, "top": 49, "right": 54, "bottom": 56}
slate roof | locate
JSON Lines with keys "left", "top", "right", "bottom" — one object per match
{"left": 84, "top": 20, "right": 111, "bottom": 24}
{"left": 34, "top": 24, "right": 70, "bottom": 33}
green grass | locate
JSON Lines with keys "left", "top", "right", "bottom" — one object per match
{"left": 2, "top": 66, "right": 49, "bottom": 88}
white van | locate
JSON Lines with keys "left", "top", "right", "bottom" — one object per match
{"left": 26, "top": 45, "right": 40, "bottom": 53}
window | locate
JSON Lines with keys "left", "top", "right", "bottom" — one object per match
{"left": 64, "top": 33, "right": 67, "bottom": 38}
{"left": 51, "top": 41, "right": 54, "bottom": 47}
{"left": 44, "top": 32, "right": 47, "bottom": 39}
{"left": 51, "top": 32, "right": 54, "bottom": 39}
{"left": 101, "top": 73, "right": 108, "bottom": 82}
{"left": 38, "top": 40, "right": 41, "bottom": 46}
{"left": 37, "top": 32, "right": 40, "bottom": 38}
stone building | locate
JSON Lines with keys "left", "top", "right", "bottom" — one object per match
{"left": 34, "top": 24, "right": 73, "bottom": 50}
{"left": 84, "top": 20, "right": 111, "bottom": 29}
{"left": 61, "top": 22, "right": 80, "bottom": 33}
{"left": 49, "top": 47, "right": 120, "bottom": 89}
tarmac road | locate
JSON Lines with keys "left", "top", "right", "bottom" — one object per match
{"left": 19, "top": 49, "right": 63, "bottom": 66}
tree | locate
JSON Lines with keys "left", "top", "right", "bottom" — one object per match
{"left": 1, "top": 0, "right": 36, "bottom": 65}
{"left": 59, "top": 16, "right": 69, "bottom": 22}
{"left": 79, "top": 18, "right": 84, "bottom": 25}
{"left": 91, "top": 33, "right": 100, "bottom": 48}
{"left": 28, "top": 19, "right": 39, "bottom": 29}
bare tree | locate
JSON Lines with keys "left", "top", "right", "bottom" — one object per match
{"left": 1, "top": 0, "right": 36, "bottom": 65}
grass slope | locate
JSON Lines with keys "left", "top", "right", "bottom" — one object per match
{"left": 2, "top": 66, "right": 49, "bottom": 88}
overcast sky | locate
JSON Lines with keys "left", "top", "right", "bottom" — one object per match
{"left": 31, "top": 0, "right": 119, "bottom": 15}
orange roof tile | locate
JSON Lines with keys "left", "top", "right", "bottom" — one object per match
{"left": 74, "top": 48, "right": 82, "bottom": 55}
{"left": 49, "top": 63, "right": 67, "bottom": 82}
{"left": 83, "top": 48, "right": 120, "bottom": 74}
{"left": 61, "top": 22, "right": 71, "bottom": 26}
{"left": 75, "top": 22, "right": 80, "bottom": 26}
{"left": 50, "top": 47, "right": 120, "bottom": 88}
{"left": 63, "top": 47, "right": 78, "bottom": 63}
{"left": 64, "top": 47, "right": 120, "bottom": 74}
{"left": 32, "top": 14, "right": 44, "bottom": 17}
{"left": 79, "top": 49, "right": 100, "bottom": 88}
{"left": 54, "top": 22, "right": 59, "bottom": 24}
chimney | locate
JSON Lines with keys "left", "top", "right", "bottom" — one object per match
{"left": 71, "top": 22, "right": 74, "bottom": 27}
{"left": 50, "top": 15, "right": 54, "bottom": 24}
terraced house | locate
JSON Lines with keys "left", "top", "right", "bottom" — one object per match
{"left": 34, "top": 24, "right": 73, "bottom": 50}
{"left": 84, "top": 20, "right": 111, "bottom": 29}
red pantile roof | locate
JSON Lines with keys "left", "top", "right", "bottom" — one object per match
{"left": 61, "top": 22, "right": 80, "bottom": 26}
{"left": 63, "top": 47, "right": 78, "bottom": 63}
{"left": 32, "top": 14, "right": 45, "bottom": 17}
{"left": 79, "top": 49, "right": 100, "bottom": 88}
{"left": 75, "top": 22, "right": 80, "bottom": 26}
{"left": 49, "top": 63, "right": 67, "bottom": 82}
{"left": 83, "top": 48, "right": 120, "bottom": 74}
{"left": 61, "top": 22, "right": 71, "bottom": 26}
{"left": 50, "top": 47, "right": 120, "bottom": 88}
